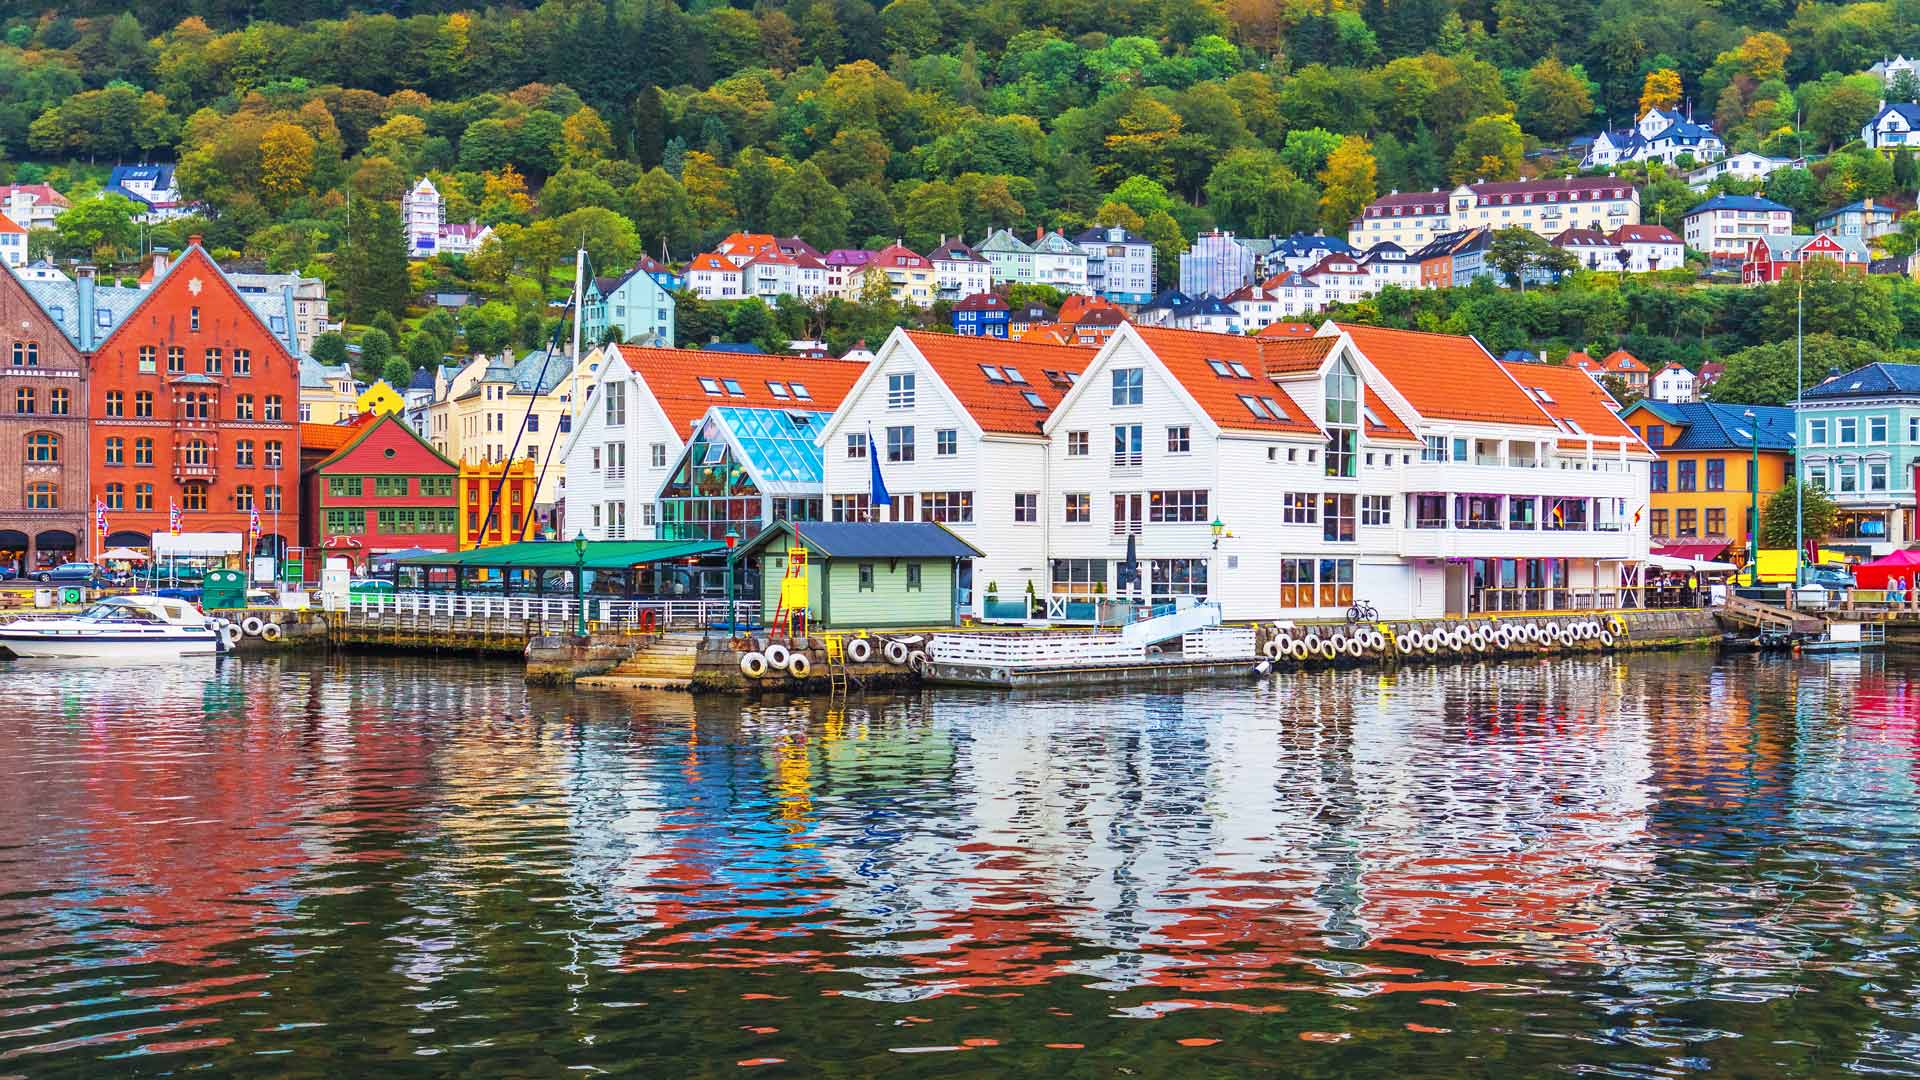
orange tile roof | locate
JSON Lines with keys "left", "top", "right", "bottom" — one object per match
{"left": 299, "top": 415, "right": 373, "bottom": 453}
{"left": 1364, "top": 388, "right": 1419, "bottom": 443}
{"left": 1016, "top": 323, "right": 1071, "bottom": 345}
{"left": 1497, "top": 361, "right": 1650, "bottom": 452}
{"left": 617, "top": 345, "right": 867, "bottom": 434}
{"left": 1131, "top": 327, "right": 1319, "bottom": 435}
{"left": 1602, "top": 349, "right": 1648, "bottom": 373}
{"left": 903, "top": 331, "right": 1086, "bottom": 435}
{"left": 1258, "top": 321, "right": 1318, "bottom": 338}
{"left": 1257, "top": 335, "right": 1338, "bottom": 375}
{"left": 1333, "top": 323, "right": 1555, "bottom": 428}
{"left": 1056, "top": 294, "right": 1123, "bottom": 325}
{"left": 687, "top": 252, "right": 740, "bottom": 273}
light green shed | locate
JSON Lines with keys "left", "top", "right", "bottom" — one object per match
{"left": 736, "top": 520, "right": 984, "bottom": 629}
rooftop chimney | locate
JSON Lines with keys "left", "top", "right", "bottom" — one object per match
{"left": 75, "top": 265, "right": 96, "bottom": 351}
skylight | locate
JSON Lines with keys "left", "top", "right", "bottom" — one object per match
{"left": 1208, "top": 360, "right": 1232, "bottom": 377}
{"left": 1004, "top": 367, "right": 1028, "bottom": 384}
{"left": 1228, "top": 361, "right": 1251, "bottom": 378}
{"left": 722, "top": 379, "right": 744, "bottom": 396}
{"left": 699, "top": 377, "right": 722, "bottom": 395}
{"left": 1238, "top": 394, "right": 1271, "bottom": 419}
{"left": 767, "top": 381, "right": 790, "bottom": 399}
{"left": 1022, "top": 390, "right": 1046, "bottom": 409}
{"left": 1260, "top": 396, "right": 1287, "bottom": 419}
{"left": 981, "top": 365, "right": 1006, "bottom": 382}
{"left": 790, "top": 383, "right": 812, "bottom": 400}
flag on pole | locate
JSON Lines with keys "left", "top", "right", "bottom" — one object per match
{"left": 168, "top": 499, "right": 182, "bottom": 535}
{"left": 249, "top": 506, "right": 261, "bottom": 546}
{"left": 867, "top": 424, "right": 891, "bottom": 517}
{"left": 94, "top": 500, "right": 108, "bottom": 549}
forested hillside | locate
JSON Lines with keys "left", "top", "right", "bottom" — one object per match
{"left": 5, "top": 0, "right": 1920, "bottom": 391}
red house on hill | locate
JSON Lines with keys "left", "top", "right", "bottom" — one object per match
{"left": 301, "top": 412, "right": 459, "bottom": 573}
{"left": 87, "top": 239, "right": 301, "bottom": 555}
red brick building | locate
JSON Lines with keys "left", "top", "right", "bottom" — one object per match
{"left": 301, "top": 412, "right": 459, "bottom": 573}
{"left": 0, "top": 267, "right": 90, "bottom": 572}
{"left": 87, "top": 241, "right": 302, "bottom": 555}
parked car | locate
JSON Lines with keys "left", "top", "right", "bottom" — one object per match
{"left": 349, "top": 578, "right": 397, "bottom": 593}
{"left": 35, "top": 562, "right": 99, "bottom": 584}
{"left": 1805, "top": 564, "right": 1854, "bottom": 589}
{"left": 0, "top": 566, "right": 17, "bottom": 581}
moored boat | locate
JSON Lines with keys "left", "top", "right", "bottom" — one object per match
{"left": 0, "top": 595, "right": 229, "bottom": 660}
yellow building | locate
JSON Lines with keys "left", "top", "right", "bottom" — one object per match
{"left": 299, "top": 357, "right": 361, "bottom": 425}
{"left": 861, "top": 244, "right": 939, "bottom": 307}
{"left": 355, "top": 379, "right": 404, "bottom": 416}
{"left": 1620, "top": 400, "right": 1795, "bottom": 561}
{"left": 458, "top": 457, "right": 539, "bottom": 548}
{"left": 425, "top": 348, "right": 595, "bottom": 514}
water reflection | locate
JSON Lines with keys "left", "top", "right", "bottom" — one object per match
{"left": 1, "top": 652, "right": 1918, "bottom": 1074}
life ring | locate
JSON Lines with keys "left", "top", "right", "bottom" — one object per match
{"left": 1263, "top": 639, "right": 1283, "bottom": 660}
{"left": 638, "top": 608, "right": 659, "bottom": 633}
{"left": 1275, "top": 633, "right": 1296, "bottom": 654}
{"left": 1426, "top": 630, "right": 1445, "bottom": 655}
{"left": 1556, "top": 624, "right": 1573, "bottom": 646}
{"left": 788, "top": 653, "right": 812, "bottom": 678}
{"left": 240, "top": 616, "right": 265, "bottom": 637}
{"left": 740, "top": 652, "right": 768, "bottom": 678}
{"left": 847, "top": 637, "right": 873, "bottom": 663}
{"left": 220, "top": 623, "right": 242, "bottom": 648}
{"left": 884, "top": 639, "right": 909, "bottom": 665}
{"left": 1599, "top": 629, "right": 1616, "bottom": 648}
{"left": 1398, "top": 630, "right": 1420, "bottom": 653}
{"left": 764, "top": 642, "right": 792, "bottom": 670}
{"left": 260, "top": 622, "right": 283, "bottom": 642}
{"left": 1319, "top": 640, "right": 1338, "bottom": 661}
{"left": 1289, "top": 639, "right": 1311, "bottom": 661}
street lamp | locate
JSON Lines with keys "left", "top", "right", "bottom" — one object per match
{"left": 723, "top": 527, "right": 740, "bottom": 636}
{"left": 573, "top": 529, "right": 588, "bottom": 637}
{"left": 1210, "top": 517, "right": 1225, "bottom": 549}
{"left": 1745, "top": 410, "right": 1761, "bottom": 587}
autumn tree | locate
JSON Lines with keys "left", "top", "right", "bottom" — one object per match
{"left": 257, "top": 122, "right": 318, "bottom": 209}
{"left": 1447, "top": 114, "right": 1524, "bottom": 183}
{"left": 1518, "top": 58, "right": 1595, "bottom": 140}
{"left": 1318, "top": 136, "right": 1377, "bottom": 233}
{"left": 1639, "top": 69, "right": 1683, "bottom": 116}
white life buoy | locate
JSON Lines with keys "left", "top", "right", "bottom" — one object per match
{"left": 1302, "top": 632, "right": 1322, "bottom": 653}
{"left": 240, "top": 616, "right": 265, "bottom": 637}
{"left": 764, "top": 642, "right": 792, "bottom": 670}
{"left": 1345, "top": 635, "right": 1364, "bottom": 658}
{"left": 1289, "top": 639, "right": 1311, "bottom": 661}
{"left": 1599, "top": 629, "right": 1617, "bottom": 648}
{"left": 220, "top": 623, "right": 242, "bottom": 648}
{"left": 1556, "top": 624, "right": 1573, "bottom": 645}
{"left": 1263, "top": 638, "right": 1283, "bottom": 660}
{"left": 1398, "top": 630, "right": 1420, "bottom": 653}
{"left": 740, "top": 652, "right": 768, "bottom": 678}
{"left": 847, "top": 637, "right": 873, "bottom": 663}
{"left": 884, "top": 639, "right": 909, "bottom": 665}
{"left": 788, "top": 653, "right": 812, "bottom": 678}
{"left": 1493, "top": 626, "right": 1512, "bottom": 649}
{"left": 260, "top": 622, "right": 283, "bottom": 642}
{"left": 1275, "top": 633, "right": 1295, "bottom": 655}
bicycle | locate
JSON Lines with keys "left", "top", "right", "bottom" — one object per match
{"left": 1345, "top": 599, "right": 1379, "bottom": 624}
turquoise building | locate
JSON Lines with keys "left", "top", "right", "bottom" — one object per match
{"left": 1796, "top": 362, "right": 1920, "bottom": 556}
{"left": 581, "top": 265, "right": 676, "bottom": 347}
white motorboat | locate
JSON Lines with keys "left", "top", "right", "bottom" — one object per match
{"left": 0, "top": 594, "right": 228, "bottom": 660}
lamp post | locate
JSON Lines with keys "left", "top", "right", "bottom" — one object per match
{"left": 573, "top": 529, "right": 588, "bottom": 637}
{"left": 1745, "top": 410, "right": 1761, "bottom": 587}
{"left": 1794, "top": 263, "right": 1805, "bottom": 587}
{"left": 723, "top": 527, "right": 740, "bottom": 636}
{"left": 1210, "top": 517, "right": 1225, "bottom": 550}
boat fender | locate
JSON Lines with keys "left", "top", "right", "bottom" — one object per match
{"left": 787, "top": 653, "right": 812, "bottom": 678}
{"left": 240, "top": 616, "right": 265, "bottom": 637}
{"left": 1319, "top": 640, "right": 1338, "bottom": 662}
{"left": 1263, "top": 638, "right": 1283, "bottom": 660}
{"left": 1289, "top": 639, "right": 1311, "bottom": 661}
{"left": 260, "top": 622, "right": 284, "bottom": 643}
{"left": 1493, "top": 626, "right": 1512, "bottom": 649}
{"left": 1344, "top": 635, "right": 1364, "bottom": 658}
{"left": 846, "top": 637, "right": 873, "bottom": 663}
{"left": 764, "top": 643, "right": 792, "bottom": 671}
{"left": 1399, "top": 630, "right": 1420, "bottom": 653}
{"left": 908, "top": 650, "right": 929, "bottom": 671}
{"left": 1372, "top": 629, "right": 1389, "bottom": 651}
{"left": 1302, "top": 632, "right": 1322, "bottom": 654}
{"left": 1599, "top": 629, "right": 1616, "bottom": 649}
{"left": 1254, "top": 660, "right": 1273, "bottom": 676}
{"left": 1609, "top": 615, "right": 1628, "bottom": 635}
{"left": 220, "top": 623, "right": 243, "bottom": 648}
{"left": 884, "top": 639, "right": 910, "bottom": 665}
{"left": 739, "top": 652, "right": 769, "bottom": 678}
{"left": 1556, "top": 624, "right": 1573, "bottom": 646}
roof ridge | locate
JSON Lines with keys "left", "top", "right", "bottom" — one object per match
{"left": 905, "top": 329, "right": 1091, "bottom": 354}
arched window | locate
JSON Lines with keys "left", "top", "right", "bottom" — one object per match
{"left": 24, "top": 432, "right": 58, "bottom": 463}
{"left": 184, "top": 439, "right": 210, "bottom": 466}
{"left": 103, "top": 437, "right": 124, "bottom": 465}
{"left": 182, "top": 483, "right": 208, "bottom": 511}
{"left": 25, "top": 482, "right": 56, "bottom": 509}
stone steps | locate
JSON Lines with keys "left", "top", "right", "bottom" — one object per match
{"left": 578, "top": 633, "right": 703, "bottom": 690}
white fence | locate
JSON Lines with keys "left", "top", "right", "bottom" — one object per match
{"left": 930, "top": 625, "right": 1255, "bottom": 670}
{"left": 343, "top": 592, "right": 758, "bottom": 628}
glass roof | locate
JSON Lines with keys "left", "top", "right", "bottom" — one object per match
{"left": 712, "top": 406, "right": 831, "bottom": 495}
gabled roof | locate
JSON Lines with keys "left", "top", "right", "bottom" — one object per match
{"left": 1602, "top": 349, "right": 1648, "bottom": 373}
{"left": 1803, "top": 362, "right": 1920, "bottom": 400}
{"left": 681, "top": 406, "right": 833, "bottom": 496}
{"left": 901, "top": 331, "right": 1085, "bottom": 435}
{"left": 1363, "top": 388, "right": 1418, "bottom": 443}
{"left": 299, "top": 415, "right": 375, "bottom": 455}
{"left": 870, "top": 243, "right": 932, "bottom": 269}
{"left": 1750, "top": 232, "right": 1870, "bottom": 262}
{"left": 0, "top": 183, "right": 69, "bottom": 207}
{"left": 1332, "top": 323, "right": 1555, "bottom": 429}
{"left": 953, "top": 292, "right": 1009, "bottom": 312}
{"left": 1814, "top": 198, "right": 1910, "bottom": 223}
{"left": 1686, "top": 194, "right": 1790, "bottom": 216}
{"left": 1258, "top": 321, "right": 1318, "bottom": 338}
{"left": 687, "top": 252, "right": 741, "bottom": 273}
{"left": 1129, "top": 327, "right": 1319, "bottom": 436}
{"left": 1870, "top": 103, "right": 1920, "bottom": 126}
{"left": 313, "top": 410, "right": 456, "bottom": 473}
{"left": 1056, "top": 294, "right": 1121, "bottom": 325}
{"left": 823, "top": 249, "right": 875, "bottom": 268}
{"left": 1610, "top": 224, "right": 1681, "bottom": 245}
{"left": 738, "top": 520, "right": 982, "bottom": 561}
{"left": 1256, "top": 335, "right": 1339, "bottom": 375}
{"left": 615, "top": 345, "right": 866, "bottom": 434}
{"left": 926, "top": 238, "right": 985, "bottom": 263}
{"left": 17, "top": 275, "right": 146, "bottom": 350}
{"left": 0, "top": 215, "right": 23, "bottom": 235}
{"left": 1498, "top": 361, "right": 1649, "bottom": 452}
{"left": 1622, "top": 400, "right": 1794, "bottom": 451}
{"left": 1072, "top": 225, "right": 1148, "bottom": 245}
{"left": 1551, "top": 228, "right": 1614, "bottom": 247}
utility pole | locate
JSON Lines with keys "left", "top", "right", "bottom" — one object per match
{"left": 1794, "top": 261, "right": 1805, "bottom": 587}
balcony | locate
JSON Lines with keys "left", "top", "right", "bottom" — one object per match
{"left": 1399, "top": 524, "right": 1636, "bottom": 560}
{"left": 173, "top": 461, "right": 217, "bottom": 483}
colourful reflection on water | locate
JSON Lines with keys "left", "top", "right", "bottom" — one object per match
{"left": 1, "top": 652, "right": 1918, "bottom": 1075}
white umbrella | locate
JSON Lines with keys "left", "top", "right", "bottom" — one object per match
{"left": 99, "top": 547, "right": 149, "bottom": 562}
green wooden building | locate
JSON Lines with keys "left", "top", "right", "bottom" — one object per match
{"left": 736, "top": 521, "right": 983, "bottom": 629}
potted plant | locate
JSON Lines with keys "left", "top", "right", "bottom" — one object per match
{"left": 1024, "top": 579, "right": 1039, "bottom": 618}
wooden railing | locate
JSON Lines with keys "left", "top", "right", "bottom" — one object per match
{"left": 929, "top": 625, "right": 1254, "bottom": 669}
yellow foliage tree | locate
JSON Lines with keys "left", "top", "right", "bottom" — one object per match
{"left": 562, "top": 106, "right": 614, "bottom": 166}
{"left": 1318, "top": 135, "right": 1378, "bottom": 232}
{"left": 481, "top": 165, "right": 534, "bottom": 218}
{"left": 257, "top": 122, "right": 317, "bottom": 207}
{"left": 1639, "top": 69, "right": 1683, "bottom": 116}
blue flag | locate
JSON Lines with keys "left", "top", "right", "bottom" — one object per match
{"left": 867, "top": 425, "right": 892, "bottom": 509}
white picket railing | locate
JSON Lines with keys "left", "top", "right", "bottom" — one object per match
{"left": 929, "top": 625, "right": 1256, "bottom": 670}
{"left": 343, "top": 592, "right": 758, "bottom": 628}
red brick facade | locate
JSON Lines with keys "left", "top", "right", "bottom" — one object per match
{"left": 88, "top": 244, "right": 302, "bottom": 553}
{"left": 0, "top": 270, "right": 89, "bottom": 572}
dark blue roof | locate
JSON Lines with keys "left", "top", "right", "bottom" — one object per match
{"left": 1628, "top": 401, "right": 1795, "bottom": 451}
{"left": 702, "top": 342, "right": 764, "bottom": 354}
{"left": 1139, "top": 287, "right": 1192, "bottom": 313}
{"left": 1687, "top": 194, "right": 1791, "bottom": 215}
{"left": 1802, "top": 362, "right": 1920, "bottom": 400}
{"left": 739, "top": 521, "right": 984, "bottom": 560}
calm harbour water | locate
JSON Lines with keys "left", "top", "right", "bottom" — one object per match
{"left": 2, "top": 652, "right": 1919, "bottom": 1077}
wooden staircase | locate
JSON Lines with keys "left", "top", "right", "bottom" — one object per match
{"left": 578, "top": 631, "right": 703, "bottom": 691}
{"left": 1721, "top": 594, "right": 1826, "bottom": 635}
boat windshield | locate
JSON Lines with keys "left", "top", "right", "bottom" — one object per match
{"left": 79, "top": 602, "right": 162, "bottom": 623}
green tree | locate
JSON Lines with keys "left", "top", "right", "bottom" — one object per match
{"left": 767, "top": 162, "right": 850, "bottom": 249}
{"left": 1140, "top": 209, "right": 1186, "bottom": 290}
{"left": 310, "top": 332, "right": 350, "bottom": 367}
{"left": 1761, "top": 261, "right": 1898, "bottom": 347}
{"left": 1278, "top": 128, "right": 1342, "bottom": 178}
{"left": 1203, "top": 149, "right": 1317, "bottom": 237}
{"left": 1517, "top": 57, "right": 1594, "bottom": 140}
{"left": 339, "top": 169, "right": 411, "bottom": 321}
{"left": 1710, "top": 333, "right": 1888, "bottom": 406}
{"left": 1761, "top": 478, "right": 1839, "bottom": 550}
{"left": 381, "top": 356, "right": 413, "bottom": 389}
{"left": 1318, "top": 135, "right": 1377, "bottom": 233}
{"left": 463, "top": 303, "right": 515, "bottom": 355}
{"left": 1447, "top": 114, "right": 1524, "bottom": 183}
{"left": 404, "top": 331, "right": 443, "bottom": 369}
{"left": 52, "top": 194, "right": 141, "bottom": 260}
{"left": 355, "top": 327, "right": 394, "bottom": 383}
{"left": 1487, "top": 227, "right": 1572, "bottom": 292}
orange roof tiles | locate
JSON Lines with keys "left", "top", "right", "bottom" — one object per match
{"left": 1332, "top": 323, "right": 1555, "bottom": 428}
{"left": 1056, "top": 294, "right": 1123, "bottom": 325}
{"left": 616, "top": 345, "right": 867, "bottom": 434}
{"left": 1131, "top": 327, "right": 1320, "bottom": 435}
{"left": 902, "top": 331, "right": 1086, "bottom": 435}
{"left": 1016, "top": 323, "right": 1072, "bottom": 345}
{"left": 1602, "top": 349, "right": 1648, "bottom": 373}
{"left": 1497, "top": 361, "right": 1649, "bottom": 452}
{"left": 1256, "top": 335, "right": 1338, "bottom": 376}
{"left": 687, "top": 252, "right": 740, "bottom": 273}
{"left": 1258, "top": 321, "right": 1318, "bottom": 338}
{"left": 1364, "top": 388, "right": 1418, "bottom": 443}
{"left": 299, "top": 415, "right": 372, "bottom": 453}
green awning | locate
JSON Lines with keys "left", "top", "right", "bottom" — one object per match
{"left": 397, "top": 539, "right": 726, "bottom": 570}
